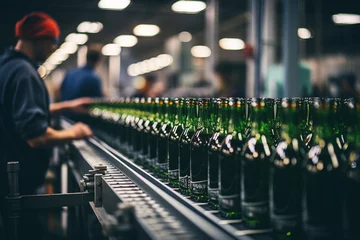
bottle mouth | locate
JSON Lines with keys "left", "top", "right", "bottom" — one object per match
{"left": 248, "top": 98, "right": 273, "bottom": 108}
{"left": 185, "top": 98, "right": 197, "bottom": 106}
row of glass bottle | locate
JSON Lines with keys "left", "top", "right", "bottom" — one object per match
{"left": 86, "top": 97, "right": 360, "bottom": 240}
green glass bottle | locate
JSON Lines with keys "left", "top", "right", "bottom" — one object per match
{"left": 241, "top": 98, "right": 273, "bottom": 229}
{"left": 156, "top": 98, "right": 174, "bottom": 179}
{"left": 149, "top": 98, "right": 161, "bottom": 171}
{"left": 123, "top": 97, "right": 133, "bottom": 155}
{"left": 134, "top": 98, "right": 147, "bottom": 164}
{"left": 143, "top": 98, "right": 155, "bottom": 169}
{"left": 302, "top": 98, "right": 313, "bottom": 148}
{"left": 219, "top": 98, "right": 248, "bottom": 219}
{"left": 130, "top": 98, "right": 141, "bottom": 160}
{"left": 270, "top": 98, "right": 305, "bottom": 239}
{"left": 179, "top": 98, "right": 197, "bottom": 196}
{"left": 304, "top": 98, "right": 343, "bottom": 240}
{"left": 343, "top": 98, "right": 360, "bottom": 240}
{"left": 208, "top": 98, "right": 222, "bottom": 209}
{"left": 168, "top": 98, "right": 186, "bottom": 187}
{"left": 190, "top": 98, "right": 212, "bottom": 202}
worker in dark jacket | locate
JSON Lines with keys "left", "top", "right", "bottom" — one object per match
{"left": 61, "top": 46, "right": 103, "bottom": 100}
{"left": 0, "top": 12, "right": 93, "bottom": 239}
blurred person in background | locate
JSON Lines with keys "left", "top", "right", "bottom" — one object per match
{"left": 61, "top": 44, "right": 104, "bottom": 101}
{"left": 329, "top": 72, "right": 359, "bottom": 98}
{"left": 132, "top": 74, "right": 158, "bottom": 98}
{"left": 214, "top": 61, "right": 246, "bottom": 97}
{"left": 0, "top": 12, "right": 93, "bottom": 240}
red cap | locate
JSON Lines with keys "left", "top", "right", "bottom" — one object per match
{"left": 15, "top": 12, "right": 60, "bottom": 42}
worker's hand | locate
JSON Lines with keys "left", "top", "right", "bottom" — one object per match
{"left": 68, "top": 97, "right": 93, "bottom": 114}
{"left": 70, "top": 122, "right": 93, "bottom": 139}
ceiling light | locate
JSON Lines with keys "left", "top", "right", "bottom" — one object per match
{"left": 156, "top": 54, "right": 173, "bottom": 67}
{"left": 134, "top": 63, "right": 142, "bottom": 76}
{"left": 60, "top": 42, "right": 78, "bottom": 54}
{"left": 48, "top": 55, "right": 63, "bottom": 65}
{"left": 332, "top": 13, "right": 360, "bottom": 25}
{"left": 219, "top": 38, "right": 245, "bottom": 50}
{"left": 114, "top": 35, "right": 138, "bottom": 47}
{"left": 179, "top": 31, "right": 192, "bottom": 42}
{"left": 172, "top": 0, "right": 206, "bottom": 14}
{"left": 65, "top": 33, "right": 88, "bottom": 45}
{"left": 297, "top": 28, "right": 312, "bottom": 39}
{"left": 191, "top": 45, "right": 211, "bottom": 58}
{"left": 102, "top": 44, "right": 121, "bottom": 56}
{"left": 128, "top": 64, "right": 137, "bottom": 76}
{"left": 52, "top": 50, "right": 69, "bottom": 62}
{"left": 37, "top": 65, "right": 47, "bottom": 79}
{"left": 148, "top": 57, "right": 160, "bottom": 71}
{"left": 140, "top": 61, "right": 150, "bottom": 74}
{"left": 133, "top": 24, "right": 160, "bottom": 37}
{"left": 77, "top": 21, "right": 103, "bottom": 33}
{"left": 98, "top": 0, "right": 131, "bottom": 10}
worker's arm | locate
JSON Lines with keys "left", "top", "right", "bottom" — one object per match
{"left": 27, "top": 122, "right": 93, "bottom": 148}
{"left": 49, "top": 97, "right": 93, "bottom": 117}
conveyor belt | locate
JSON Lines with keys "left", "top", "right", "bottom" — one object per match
{"left": 62, "top": 119, "right": 237, "bottom": 240}
{"left": 87, "top": 135, "right": 274, "bottom": 240}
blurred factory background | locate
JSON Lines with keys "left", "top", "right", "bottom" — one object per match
{"left": 0, "top": 0, "right": 360, "bottom": 100}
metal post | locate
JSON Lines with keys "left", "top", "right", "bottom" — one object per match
{"left": 6, "top": 162, "right": 20, "bottom": 240}
{"left": 246, "top": 0, "right": 256, "bottom": 97}
{"left": 205, "top": 0, "right": 219, "bottom": 86}
{"left": 283, "top": 0, "right": 300, "bottom": 97}
{"left": 254, "top": 0, "right": 264, "bottom": 97}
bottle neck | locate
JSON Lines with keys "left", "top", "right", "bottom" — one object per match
{"left": 280, "top": 108, "right": 301, "bottom": 142}
{"left": 219, "top": 104, "right": 230, "bottom": 135}
{"left": 313, "top": 107, "right": 334, "bottom": 143}
{"left": 248, "top": 100, "right": 274, "bottom": 143}
{"left": 209, "top": 98, "right": 219, "bottom": 134}
{"left": 185, "top": 101, "right": 197, "bottom": 128}
{"left": 230, "top": 100, "right": 247, "bottom": 134}
{"left": 177, "top": 100, "right": 186, "bottom": 125}
{"left": 167, "top": 100, "right": 176, "bottom": 123}
{"left": 197, "top": 102, "right": 211, "bottom": 133}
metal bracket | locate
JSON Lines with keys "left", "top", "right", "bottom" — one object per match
{"left": 94, "top": 174, "right": 103, "bottom": 207}
{"left": 79, "top": 164, "right": 107, "bottom": 208}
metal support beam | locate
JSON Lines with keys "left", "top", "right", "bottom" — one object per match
{"left": 254, "top": 0, "right": 264, "bottom": 97}
{"left": 21, "top": 192, "right": 94, "bottom": 209}
{"left": 205, "top": 0, "right": 219, "bottom": 86}
{"left": 283, "top": 0, "right": 300, "bottom": 97}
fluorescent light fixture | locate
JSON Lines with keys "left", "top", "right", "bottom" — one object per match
{"left": 37, "top": 65, "right": 47, "bottom": 79}
{"left": 332, "top": 13, "right": 360, "bottom": 25}
{"left": 65, "top": 33, "right": 88, "bottom": 45}
{"left": 127, "top": 54, "right": 173, "bottom": 77}
{"left": 77, "top": 21, "right": 103, "bottom": 33}
{"left": 219, "top": 38, "right": 245, "bottom": 50}
{"left": 134, "top": 63, "right": 142, "bottom": 76}
{"left": 98, "top": 0, "right": 131, "bottom": 10}
{"left": 156, "top": 54, "right": 173, "bottom": 67}
{"left": 148, "top": 57, "right": 160, "bottom": 71}
{"left": 60, "top": 42, "right": 78, "bottom": 54}
{"left": 133, "top": 24, "right": 160, "bottom": 37}
{"left": 179, "top": 31, "right": 192, "bottom": 42}
{"left": 140, "top": 61, "right": 150, "bottom": 74}
{"left": 191, "top": 45, "right": 211, "bottom": 58}
{"left": 48, "top": 55, "right": 62, "bottom": 65}
{"left": 128, "top": 64, "right": 137, "bottom": 76}
{"left": 114, "top": 35, "right": 138, "bottom": 47}
{"left": 102, "top": 43, "right": 121, "bottom": 56}
{"left": 52, "top": 50, "right": 69, "bottom": 62}
{"left": 297, "top": 28, "right": 312, "bottom": 39}
{"left": 172, "top": 0, "right": 206, "bottom": 14}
